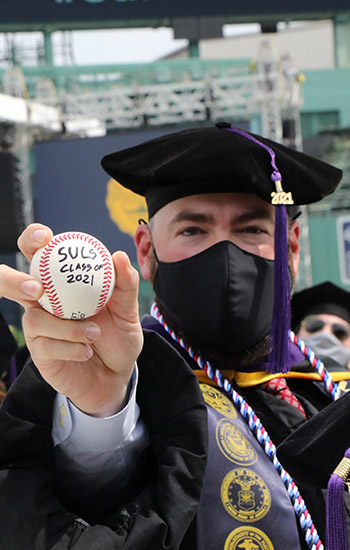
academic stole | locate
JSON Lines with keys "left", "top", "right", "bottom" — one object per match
{"left": 195, "top": 383, "right": 302, "bottom": 550}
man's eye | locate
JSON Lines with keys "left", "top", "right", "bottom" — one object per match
{"left": 179, "top": 227, "right": 204, "bottom": 236}
{"left": 240, "top": 226, "right": 266, "bottom": 234}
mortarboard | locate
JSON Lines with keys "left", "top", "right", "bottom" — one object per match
{"left": 101, "top": 122, "right": 342, "bottom": 218}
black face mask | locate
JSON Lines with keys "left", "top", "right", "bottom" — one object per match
{"left": 153, "top": 241, "right": 275, "bottom": 355}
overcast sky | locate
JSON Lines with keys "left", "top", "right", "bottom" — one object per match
{"left": 71, "top": 27, "right": 188, "bottom": 64}
{"left": 69, "top": 24, "right": 260, "bottom": 64}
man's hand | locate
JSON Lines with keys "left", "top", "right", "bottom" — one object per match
{"left": 0, "top": 223, "right": 143, "bottom": 417}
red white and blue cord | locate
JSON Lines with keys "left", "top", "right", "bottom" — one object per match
{"left": 150, "top": 302, "right": 341, "bottom": 550}
{"left": 290, "top": 330, "right": 341, "bottom": 401}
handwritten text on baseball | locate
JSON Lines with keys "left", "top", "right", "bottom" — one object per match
{"left": 58, "top": 246, "right": 104, "bottom": 285}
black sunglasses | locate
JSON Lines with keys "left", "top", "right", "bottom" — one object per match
{"left": 302, "top": 316, "right": 350, "bottom": 342}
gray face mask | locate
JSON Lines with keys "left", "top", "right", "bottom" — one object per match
{"left": 305, "top": 332, "right": 350, "bottom": 369}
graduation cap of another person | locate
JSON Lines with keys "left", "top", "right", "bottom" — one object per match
{"left": 101, "top": 123, "right": 343, "bottom": 373}
{"left": 292, "top": 281, "right": 350, "bottom": 332}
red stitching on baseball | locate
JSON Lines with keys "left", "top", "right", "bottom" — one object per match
{"left": 38, "top": 232, "right": 113, "bottom": 318}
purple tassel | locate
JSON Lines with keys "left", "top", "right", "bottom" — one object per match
{"left": 221, "top": 126, "right": 291, "bottom": 374}
{"left": 326, "top": 448, "right": 350, "bottom": 550}
{"left": 268, "top": 204, "right": 291, "bottom": 373}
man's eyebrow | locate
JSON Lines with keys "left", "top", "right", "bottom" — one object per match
{"left": 234, "top": 209, "right": 275, "bottom": 224}
{"left": 168, "top": 211, "right": 216, "bottom": 225}
{"left": 168, "top": 208, "right": 274, "bottom": 226}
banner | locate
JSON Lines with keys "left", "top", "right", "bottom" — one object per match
{"left": 1, "top": 1, "right": 349, "bottom": 30}
{"left": 34, "top": 128, "right": 172, "bottom": 261}
{"left": 34, "top": 127, "right": 180, "bottom": 314}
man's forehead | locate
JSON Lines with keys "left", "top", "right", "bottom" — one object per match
{"left": 155, "top": 192, "right": 275, "bottom": 224}
{"left": 310, "top": 313, "right": 350, "bottom": 324}
{"left": 173, "top": 192, "right": 272, "bottom": 209}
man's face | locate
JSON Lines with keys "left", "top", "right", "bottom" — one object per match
{"left": 297, "top": 313, "right": 350, "bottom": 350}
{"left": 135, "top": 191, "right": 300, "bottom": 368}
{"left": 135, "top": 192, "right": 300, "bottom": 280}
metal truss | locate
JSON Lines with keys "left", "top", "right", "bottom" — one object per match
{"left": 52, "top": 67, "right": 302, "bottom": 142}
{"left": 55, "top": 73, "right": 257, "bottom": 129}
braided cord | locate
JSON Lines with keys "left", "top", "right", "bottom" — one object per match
{"left": 150, "top": 303, "right": 324, "bottom": 550}
{"left": 290, "top": 330, "right": 341, "bottom": 401}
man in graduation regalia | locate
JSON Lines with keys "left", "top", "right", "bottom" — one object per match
{"left": 0, "top": 122, "right": 348, "bottom": 550}
{"left": 291, "top": 281, "right": 350, "bottom": 370}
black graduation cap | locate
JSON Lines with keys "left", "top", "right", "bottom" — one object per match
{"left": 292, "top": 281, "right": 350, "bottom": 331}
{"left": 101, "top": 122, "right": 342, "bottom": 218}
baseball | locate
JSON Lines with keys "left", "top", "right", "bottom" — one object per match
{"left": 30, "top": 231, "right": 116, "bottom": 320}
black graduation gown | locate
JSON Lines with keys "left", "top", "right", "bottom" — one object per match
{"left": 1, "top": 315, "right": 347, "bottom": 549}
{"left": 0, "top": 329, "right": 208, "bottom": 550}
{"left": 277, "top": 389, "right": 350, "bottom": 489}
{"left": 0, "top": 311, "right": 18, "bottom": 397}
{"left": 143, "top": 316, "right": 350, "bottom": 545}
{"left": 143, "top": 316, "right": 350, "bottom": 548}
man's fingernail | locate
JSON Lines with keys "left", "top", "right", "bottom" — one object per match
{"left": 85, "top": 324, "right": 101, "bottom": 341}
{"left": 21, "top": 280, "right": 42, "bottom": 297}
{"left": 33, "top": 229, "right": 47, "bottom": 244}
{"left": 85, "top": 345, "right": 93, "bottom": 359}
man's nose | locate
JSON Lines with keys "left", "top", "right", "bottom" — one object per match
{"left": 214, "top": 230, "right": 227, "bottom": 241}
{"left": 320, "top": 324, "right": 333, "bottom": 335}
{"left": 214, "top": 229, "right": 235, "bottom": 244}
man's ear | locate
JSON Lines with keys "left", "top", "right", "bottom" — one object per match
{"left": 134, "top": 224, "right": 152, "bottom": 280}
{"left": 289, "top": 220, "right": 300, "bottom": 276}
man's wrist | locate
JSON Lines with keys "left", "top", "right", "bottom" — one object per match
{"left": 68, "top": 363, "right": 136, "bottom": 418}
{"left": 52, "top": 366, "right": 139, "bottom": 449}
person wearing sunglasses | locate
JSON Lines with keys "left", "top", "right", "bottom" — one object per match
{"left": 292, "top": 281, "right": 350, "bottom": 369}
